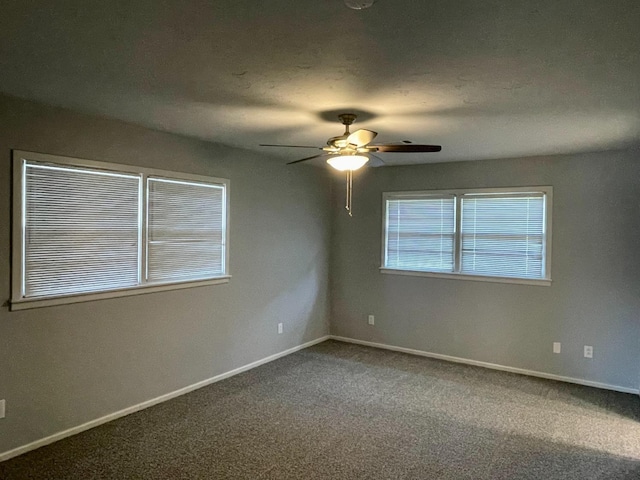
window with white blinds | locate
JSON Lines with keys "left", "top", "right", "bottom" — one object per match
{"left": 385, "top": 196, "right": 455, "bottom": 272}
{"left": 23, "top": 163, "right": 141, "bottom": 297}
{"left": 12, "top": 151, "right": 229, "bottom": 309}
{"left": 147, "top": 178, "right": 226, "bottom": 282}
{"left": 382, "top": 187, "right": 552, "bottom": 285}
{"left": 461, "top": 194, "right": 545, "bottom": 279}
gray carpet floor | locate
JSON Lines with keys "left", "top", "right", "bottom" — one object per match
{"left": 1, "top": 340, "right": 639, "bottom": 479}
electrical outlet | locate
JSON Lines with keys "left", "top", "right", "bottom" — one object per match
{"left": 0, "top": 399, "right": 5, "bottom": 419}
{"left": 277, "top": 323, "right": 283, "bottom": 334}
{"left": 368, "top": 315, "right": 375, "bottom": 325}
{"left": 553, "top": 342, "right": 561, "bottom": 354}
{"left": 584, "top": 345, "right": 593, "bottom": 358}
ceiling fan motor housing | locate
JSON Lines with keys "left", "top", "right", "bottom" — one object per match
{"left": 338, "top": 113, "right": 357, "bottom": 126}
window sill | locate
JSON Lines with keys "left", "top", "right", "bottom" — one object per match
{"left": 9, "top": 276, "right": 231, "bottom": 311}
{"left": 380, "top": 268, "right": 551, "bottom": 287}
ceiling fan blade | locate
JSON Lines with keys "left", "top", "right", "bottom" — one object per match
{"left": 347, "top": 129, "right": 378, "bottom": 147}
{"left": 372, "top": 144, "right": 442, "bottom": 153}
{"left": 287, "top": 154, "right": 329, "bottom": 165}
{"left": 260, "top": 144, "right": 322, "bottom": 149}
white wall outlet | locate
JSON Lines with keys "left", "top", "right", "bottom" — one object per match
{"left": 553, "top": 342, "right": 561, "bottom": 354}
{"left": 584, "top": 345, "right": 593, "bottom": 358}
{"left": 0, "top": 399, "right": 5, "bottom": 419}
{"left": 368, "top": 315, "right": 375, "bottom": 325}
{"left": 277, "top": 322, "right": 283, "bottom": 334}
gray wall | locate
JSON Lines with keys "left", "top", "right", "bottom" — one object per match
{"left": 330, "top": 151, "right": 640, "bottom": 391}
{"left": 0, "top": 95, "right": 331, "bottom": 454}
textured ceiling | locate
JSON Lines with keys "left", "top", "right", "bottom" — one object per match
{"left": 1, "top": 0, "right": 638, "bottom": 165}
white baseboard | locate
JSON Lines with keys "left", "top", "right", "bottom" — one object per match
{"left": 0, "top": 335, "right": 330, "bottom": 463}
{"left": 330, "top": 335, "right": 640, "bottom": 395}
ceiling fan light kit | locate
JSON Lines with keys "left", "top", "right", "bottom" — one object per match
{"left": 259, "top": 113, "right": 441, "bottom": 216}
{"left": 326, "top": 154, "right": 369, "bottom": 171}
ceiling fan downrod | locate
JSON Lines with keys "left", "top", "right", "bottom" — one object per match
{"left": 346, "top": 169, "right": 354, "bottom": 217}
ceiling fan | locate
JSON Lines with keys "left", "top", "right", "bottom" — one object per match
{"left": 260, "top": 113, "right": 442, "bottom": 216}
{"left": 260, "top": 113, "right": 441, "bottom": 168}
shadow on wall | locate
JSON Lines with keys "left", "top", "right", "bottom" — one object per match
{"left": 246, "top": 248, "right": 329, "bottom": 349}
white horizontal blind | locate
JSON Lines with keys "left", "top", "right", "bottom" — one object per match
{"left": 147, "top": 178, "right": 225, "bottom": 283}
{"left": 461, "top": 194, "right": 545, "bottom": 279}
{"left": 23, "top": 162, "right": 141, "bottom": 297}
{"left": 385, "top": 196, "right": 455, "bottom": 272}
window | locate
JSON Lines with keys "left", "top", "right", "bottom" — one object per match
{"left": 146, "top": 178, "right": 226, "bottom": 283}
{"left": 382, "top": 187, "right": 552, "bottom": 285}
{"left": 385, "top": 195, "right": 455, "bottom": 273}
{"left": 11, "top": 151, "right": 229, "bottom": 310}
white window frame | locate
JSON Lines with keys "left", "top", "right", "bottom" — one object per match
{"left": 11, "top": 150, "right": 231, "bottom": 311}
{"left": 381, "top": 186, "right": 552, "bottom": 286}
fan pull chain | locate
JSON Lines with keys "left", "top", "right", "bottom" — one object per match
{"left": 345, "top": 170, "right": 353, "bottom": 216}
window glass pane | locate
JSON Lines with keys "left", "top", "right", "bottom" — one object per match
{"left": 24, "top": 163, "right": 141, "bottom": 297}
{"left": 461, "top": 195, "right": 545, "bottom": 279}
{"left": 385, "top": 197, "right": 455, "bottom": 272}
{"left": 147, "top": 178, "right": 225, "bottom": 282}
